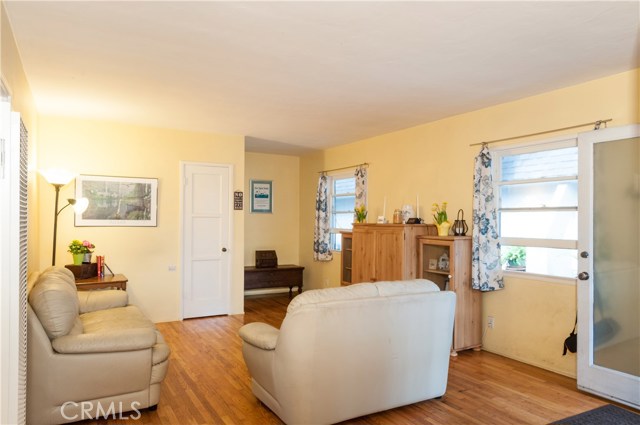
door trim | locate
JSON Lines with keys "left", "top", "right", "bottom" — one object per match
{"left": 179, "top": 161, "right": 234, "bottom": 320}
{"left": 577, "top": 124, "right": 640, "bottom": 408}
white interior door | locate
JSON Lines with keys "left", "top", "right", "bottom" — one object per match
{"left": 182, "top": 162, "right": 232, "bottom": 319}
{"left": 577, "top": 124, "right": 640, "bottom": 409}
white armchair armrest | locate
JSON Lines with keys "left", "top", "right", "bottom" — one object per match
{"left": 52, "top": 328, "right": 157, "bottom": 354}
{"left": 239, "top": 322, "right": 279, "bottom": 350}
{"left": 78, "top": 289, "right": 128, "bottom": 313}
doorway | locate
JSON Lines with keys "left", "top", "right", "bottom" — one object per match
{"left": 577, "top": 124, "right": 640, "bottom": 408}
{"left": 181, "top": 162, "right": 233, "bottom": 318}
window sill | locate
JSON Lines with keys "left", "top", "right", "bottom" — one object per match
{"left": 503, "top": 270, "right": 576, "bottom": 285}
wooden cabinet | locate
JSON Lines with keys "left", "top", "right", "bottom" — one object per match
{"left": 347, "top": 224, "right": 436, "bottom": 284}
{"left": 340, "top": 232, "right": 353, "bottom": 285}
{"left": 417, "top": 236, "right": 482, "bottom": 355}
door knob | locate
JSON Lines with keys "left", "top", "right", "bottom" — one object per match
{"left": 222, "top": 247, "right": 228, "bottom": 252}
{"left": 580, "top": 251, "right": 589, "bottom": 258}
{"left": 578, "top": 272, "right": 589, "bottom": 280}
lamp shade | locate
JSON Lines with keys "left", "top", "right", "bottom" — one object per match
{"left": 72, "top": 197, "right": 89, "bottom": 214}
{"left": 40, "top": 169, "right": 76, "bottom": 186}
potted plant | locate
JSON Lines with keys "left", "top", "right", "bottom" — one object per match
{"left": 432, "top": 202, "right": 450, "bottom": 236}
{"left": 354, "top": 205, "right": 367, "bottom": 223}
{"left": 68, "top": 239, "right": 95, "bottom": 265}
{"left": 502, "top": 246, "right": 526, "bottom": 271}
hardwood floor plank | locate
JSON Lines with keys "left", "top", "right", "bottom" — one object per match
{"left": 77, "top": 294, "right": 620, "bottom": 425}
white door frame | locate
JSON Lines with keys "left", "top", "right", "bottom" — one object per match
{"left": 577, "top": 124, "right": 640, "bottom": 408}
{"left": 179, "top": 161, "right": 234, "bottom": 319}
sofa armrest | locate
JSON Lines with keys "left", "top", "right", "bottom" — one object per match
{"left": 78, "top": 289, "right": 128, "bottom": 313}
{"left": 239, "top": 322, "right": 279, "bottom": 350}
{"left": 52, "top": 328, "right": 157, "bottom": 354}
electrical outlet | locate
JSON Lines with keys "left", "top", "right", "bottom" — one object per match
{"left": 487, "top": 316, "right": 495, "bottom": 329}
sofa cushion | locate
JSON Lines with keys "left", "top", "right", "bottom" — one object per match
{"left": 287, "top": 282, "right": 378, "bottom": 313}
{"left": 375, "top": 279, "right": 440, "bottom": 296}
{"left": 287, "top": 279, "right": 439, "bottom": 314}
{"left": 78, "top": 289, "right": 129, "bottom": 314}
{"left": 51, "top": 328, "right": 157, "bottom": 354}
{"left": 80, "top": 305, "right": 156, "bottom": 334}
{"left": 28, "top": 272, "right": 80, "bottom": 339}
{"left": 40, "top": 266, "right": 78, "bottom": 290}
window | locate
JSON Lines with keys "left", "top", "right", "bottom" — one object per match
{"left": 493, "top": 139, "right": 578, "bottom": 279}
{"left": 328, "top": 174, "right": 357, "bottom": 251}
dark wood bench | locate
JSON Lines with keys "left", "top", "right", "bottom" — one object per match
{"left": 244, "top": 264, "right": 304, "bottom": 297}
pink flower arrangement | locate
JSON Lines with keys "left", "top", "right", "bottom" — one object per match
{"left": 68, "top": 239, "right": 95, "bottom": 254}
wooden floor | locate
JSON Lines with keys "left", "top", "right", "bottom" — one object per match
{"left": 83, "top": 294, "right": 614, "bottom": 425}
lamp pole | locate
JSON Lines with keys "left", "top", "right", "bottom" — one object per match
{"left": 51, "top": 187, "right": 78, "bottom": 266}
{"left": 51, "top": 184, "right": 62, "bottom": 266}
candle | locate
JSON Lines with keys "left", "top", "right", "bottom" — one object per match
{"left": 416, "top": 195, "right": 420, "bottom": 218}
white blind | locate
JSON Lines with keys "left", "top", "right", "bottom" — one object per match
{"left": 17, "top": 118, "right": 28, "bottom": 425}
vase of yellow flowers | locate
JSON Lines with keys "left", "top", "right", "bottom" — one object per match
{"left": 354, "top": 205, "right": 367, "bottom": 223}
{"left": 68, "top": 239, "right": 95, "bottom": 265}
{"left": 432, "top": 202, "right": 451, "bottom": 236}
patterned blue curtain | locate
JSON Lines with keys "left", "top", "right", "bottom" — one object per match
{"left": 472, "top": 145, "right": 504, "bottom": 291}
{"left": 313, "top": 174, "right": 333, "bottom": 262}
{"left": 354, "top": 166, "right": 367, "bottom": 210}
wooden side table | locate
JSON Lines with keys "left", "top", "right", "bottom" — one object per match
{"left": 75, "top": 274, "right": 128, "bottom": 291}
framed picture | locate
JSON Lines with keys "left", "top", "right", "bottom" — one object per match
{"left": 250, "top": 180, "right": 272, "bottom": 213}
{"left": 75, "top": 175, "right": 158, "bottom": 227}
{"left": 428, "top": 258, "right": 438, "bottom": 270}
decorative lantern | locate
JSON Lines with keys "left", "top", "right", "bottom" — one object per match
{"left": 452, "top": 209, "right": 469, "bottom": 236}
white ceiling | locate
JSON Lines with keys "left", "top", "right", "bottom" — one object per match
{"left": 4, "top": 1, "right": 639, "bottom": 155}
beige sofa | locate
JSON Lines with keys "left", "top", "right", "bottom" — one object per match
{"left": 239, "top": 279, "right": 456, "bottom": 425}
{"left": 27, "top": 267, "right": 170, "bottom": 424}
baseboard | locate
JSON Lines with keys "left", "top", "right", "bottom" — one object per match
{"left": 481, "top": 348, "right": 577, "bottom": 379}
{"left": 244, "top": 288, "right": 290, "bottom": 296}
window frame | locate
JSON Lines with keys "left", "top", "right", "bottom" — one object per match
{"left": 491, "top": 136, "right": 578, "bottom": 281}
{"left": 327, "top": 170, "right": 361, "bottom": 252}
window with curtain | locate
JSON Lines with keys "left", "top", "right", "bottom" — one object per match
{"left": 493, "top": 138, "right": 578, "bottom": 279}
{"left": 329, "top": 173, "right": 356, "bottom": 251}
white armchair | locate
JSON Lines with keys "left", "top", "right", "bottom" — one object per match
{"left": 27, "top": 267, "right": 170, "bottom": 424}
{"left": 239, "top": 279, "right": 456, "bottom": 425}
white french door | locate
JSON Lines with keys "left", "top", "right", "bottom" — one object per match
{"left": 181, "top": 162, "right": 232, "bottom": 319}
{"left": 577, "top": 124, "right": 640, "bottom": 408}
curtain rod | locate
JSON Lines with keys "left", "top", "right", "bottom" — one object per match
{"left": 318, "top": 162, "right": 369, "bottom": 174}
{"left": 470, "top": 119, "right": 612, "bottom": 147}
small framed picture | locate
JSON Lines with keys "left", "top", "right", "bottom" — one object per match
{"left": 250, "top": 180, "right": 272, "bottom": 213}
{"left": 428, "top": 259, "right": 438, "bottom": 270}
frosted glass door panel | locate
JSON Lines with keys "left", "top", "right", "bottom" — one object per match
{"left": 592, "top": 136, "right": 640, "bottom": 377}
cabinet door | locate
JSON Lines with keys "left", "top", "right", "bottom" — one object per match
{"left": 341, "top": 233, "right": 353, "bottom": 285}
{"left": 375, "top": 228, "right": 404, "bottom": 281}
{"left": 352, "top": 228, "right": 376, "bottom": 283}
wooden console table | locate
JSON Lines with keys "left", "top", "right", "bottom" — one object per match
{"left": 75, "top": 274, "right": 128, "bottom": 291}
{"left": 244, "top": 265, "right": 304, "bottom": 297}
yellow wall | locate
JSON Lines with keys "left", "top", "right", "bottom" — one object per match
{"left": 244, "top": 152, "right": 300, "bottom": 269}
{"left": 1, "top": 2, "right": 39, "bottom": 271}
{"left": 36, "top": 115, "right": 245, "bottom": 322}
{"left": 299, "top": 69, "right": 639, "bottom": 377}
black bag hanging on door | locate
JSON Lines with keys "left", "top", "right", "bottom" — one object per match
{"left": 563, "top": 316, "right": 577, "bottom": 355}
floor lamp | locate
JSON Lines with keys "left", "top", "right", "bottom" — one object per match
{"left": 40, "top": 170, "right": 89, "bottom": 266}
